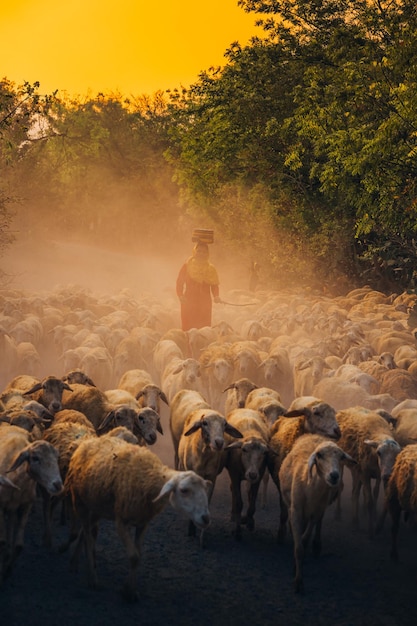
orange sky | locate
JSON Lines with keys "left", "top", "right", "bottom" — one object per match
{"left": 0, "top": 0, "right": 262, "bottom": 97}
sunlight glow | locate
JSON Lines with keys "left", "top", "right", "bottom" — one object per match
{"left": 0, "top": 0, "right": 261, "bottom": 96}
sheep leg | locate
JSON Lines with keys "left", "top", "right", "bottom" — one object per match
{"left": 388, "top": 495, "right": 402, "bottom": 561}
{"left": 362, "top": 477, "right": 375, "bottom": 538}
{"left": 82, "top": 518, "right": 99, "bottom": 590}
{"left": 351, "top": 470, "right": 362, "bottom": 530}
{"left": 278, "top": 497, "right": 288, "bottom": 544}
{"left": 230, "top": 478, "right": 244, "bottom": 540}
{"left": 312, "top": 518, "right": 323, "bottom": 557}
{"left": 260, "top": 472, "right": 269, "bottom": 509}
{"left": 0, "top": 511, "right": 7, "bottom": 585}
{"left": 291, "top": 511, "right": 305, "bottom": 593}
{"left": 242, "top": 481, "right": 261, "bottom": 531}
{"left": 116, "top": 520, "right": 145, "bottom": 603}
{"left": 10, "top": 503, "right": 32, "bottom": 566}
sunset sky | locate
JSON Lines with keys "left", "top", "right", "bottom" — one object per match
{"left": 1, "top": 0, "right": 262, "bottom": 97}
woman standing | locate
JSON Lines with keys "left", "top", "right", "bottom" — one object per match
{"left": 176, "top": 241, "right": 221, "bottom": 331}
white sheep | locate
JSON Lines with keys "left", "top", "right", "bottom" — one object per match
{"left": 64, "top": 435, "right": 211, "bottom": 601}
{"left": 279, "top": 433, "right": 355, "bottom": 592}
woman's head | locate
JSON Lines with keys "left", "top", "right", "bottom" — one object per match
{"left": 193, "top": 242, "right": 209, "bottom": 260}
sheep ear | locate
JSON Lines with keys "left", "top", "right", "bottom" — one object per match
{"left": 23, "top": 382, "right": 42, "bottom": 395}
{"left": 226, "top": 441, "right": 242, "bottom": 449}
{"left": 153, "top": 477, "right": 177, "bottom": 502}
{"left": 159, "top": 390, "right": 169, "bottom": 405}
{"left": 307, "top": 452, "right": 317, "bottom": 478}
{"left": 364, "top": 439, "right": 378, "bottom": 449}
{"left": 284, "top": 409, "right": 305, "bottom": 418}
{"left": 172, "top": 364, "right": 184, "bottom": 375}
{"left": 157, "top": 420, "right": 164, "bottom": 435}
{"left": 0, "top": 475, "right": 19, "bottom": 490}
{"left": 342, "top": 451, "right": 357, "bottom": 465}
{"left": 184, "top": 422, "right": 203, "bottom": 436}
{"left": 225, "top": 424, "right": 244, "bottom": 438}
{"left": 97, "top": 410, "right": 115, "bottom": 432}
{"left": 7, "top": 448, "right": 30, "bottom": 473}
{"left": 62, "top": 382, "right": 73, "bottom": 392}
{"left": 223, "top": 383, "right": 235, "bottom": 393}
{"left": 135, "top": 390, "right": 144, "bottom": 400}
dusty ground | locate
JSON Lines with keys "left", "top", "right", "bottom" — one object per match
{"left": 1, "top": 238, "right": 417, "bottom": 625}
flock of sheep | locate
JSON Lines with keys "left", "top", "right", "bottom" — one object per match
{"left": 1, "top": 282, "right": 417, "bottom": 600}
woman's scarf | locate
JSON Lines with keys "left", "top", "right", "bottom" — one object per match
{"left": 186, "top": 247, "right": 219, "bottom": 285}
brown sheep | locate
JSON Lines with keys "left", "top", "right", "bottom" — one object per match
{"left": 0, "top": 428, "right": 63, "bottom": 583}
{"left": 382, "top": 444, "right": 417, "bottom": 561}
{"left": 223, "top": 377, "right": 259, "bottom": 415}
{"left": 336, "top": 407, "right": 401, "bottom": 537}
{"left": 65, "top": 436, "right": 211, "bottom": 601}
{"left": 224, "top": 408, "right": 271, "bottom": 539}
{"left": 279, "top": 434, "right": 356, "bottom": 592}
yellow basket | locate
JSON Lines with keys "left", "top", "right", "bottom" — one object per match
{"left": 192, "top": 228, "right": 214, "bottom": 244}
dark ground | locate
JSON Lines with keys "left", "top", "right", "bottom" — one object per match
{"left": 2, "top": 408, "right": 417, "bottom": 626}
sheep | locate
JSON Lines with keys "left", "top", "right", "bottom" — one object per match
{"left": 15, "top": 341, "right": 42, "bottom": 378}
{"left": 64, "top": 436, "right": 211, "bottom": 601}
{"left": 381, "top": 444, "right": 417, "bottom": 561}
{"left": 161, "top": 357, "right": 203, "bottom": 404}
{"left": 245, "top": 386, "right": 287, "bottom": 424}
{"left": 0, "top": 327, "right": 18, "bottom": 387}
{"left": 245, "top": 386, "right": 287, "bottom": 508}
{"left": 42, "top": 416, "right": 97, "bottom": 548}
{"left": 61, "top": 369, "right": 96, "bottom": 386}
{"left": 278, "top": 434, "right": 356, "bottom": 592}
{"left": 117, "top": 368, "right": 169, "bottom": 414}
{"left": 0, "top": 408, "right": 49, "bottom": 440}
{"left": 199, "top": 345, "right": 235, "bottom": 412}
{"left": 223, "top": 378, "right": 259, "bottom": 416}
{"left": 223, "top": 408, "right": 271, "bottom": 539}
{"left": 98, "top": 401, "right": 163, "bottom": 445}
{"left": 312, "top": 377, "right": 398, "bottom": 413}
{"left": 5, "top": 374, "right": 73, "bottom": 415}
{"left": 378, "top": 368, "right": 417, "bottom": 402}
{"left": 78, "top": 346, "right": 113, "bottom": 391}
{"left": 336, "top": 407, "right": 401, "bottom": 536}
{"left": 169, "top": 389, "right": 211, "bottom": 469}
{"left": 258, "top": 348, "right": 295, "bottom": 407}
{"left": 293, "top": 355, "right": 331, "bottom": 397}
{"left": 61, "top": 383, "right": 111, "bottom": 430}
{"left": 229, "top": 342, "right": 263, "bottom": 385}
{"left": 117, "top": 368, "right": 153, "bottom": 396}
{"left": 176, "top": 407, "right": 243, "bottom": 540}
{"left": 152, "top": 339, "right": 184, "bottom": 383}
{"left": 0, "top": 428, "right": 63, "bottom": 583}
{"left": 390, "top": 408, "right": 417, "bottom": 447}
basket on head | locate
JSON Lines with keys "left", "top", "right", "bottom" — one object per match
{"left": 192, "top": 228, "right": 214, "bottom": 244}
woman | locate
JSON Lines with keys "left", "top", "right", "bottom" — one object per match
{"left": 176, "top": 242, "right": 221, "bottom": 331}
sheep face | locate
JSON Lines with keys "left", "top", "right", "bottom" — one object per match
{"left": 7, "top": 440, "right": 63, "bottom": 495}
{"left": 24, "top": 376, "right": 73, "bottom": 414}
{"left": 364, "top": 438, "right": 401, "bottom": 484}
{"left": 305, "top": 403, "right": 341, "bottom": 440}
{"left": 307, "top": 441, "right": 351, "bottom": 488}
{"left": 135, "top": 407, "right": 163, "bottom": 445}
{"left": 185, "top": 414, "right": 242, "bottom": 452}
{"left": 229, "top": 438, "right": 269, "bottom": 483}
{"left": 211, "top": 359, "right": 233, "bottom": 385}
{"left": 154, "top": 470, "right": 211, "bottom": 529}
